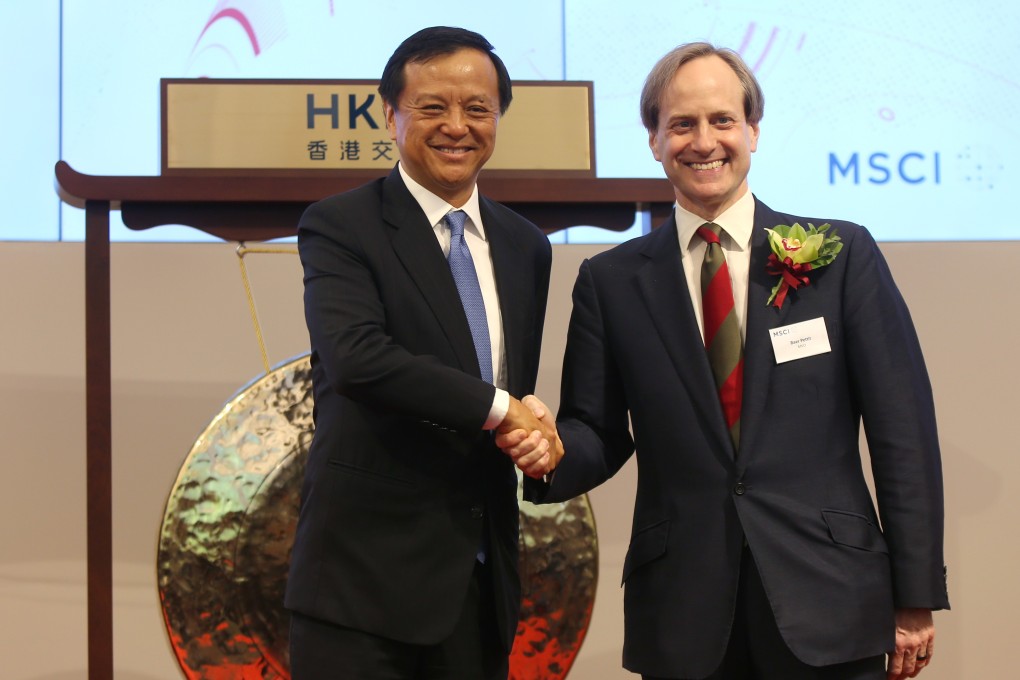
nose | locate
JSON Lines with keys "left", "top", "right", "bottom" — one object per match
{"left": 690, "top": 123, "right": 716, "bottom": 154}
{"left": 441, "top": 108, "right": 469, "bottom": 137}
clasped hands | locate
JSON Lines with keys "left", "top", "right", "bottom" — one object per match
{"left": 496, "top": 395, "right": 562, "bottom": 479}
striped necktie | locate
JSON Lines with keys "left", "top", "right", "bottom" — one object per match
{"left": 696, "top": 222, "right": 743, "bottom": 449}
{"left": 445, "top": 210, "right": 493, "bottom": 384}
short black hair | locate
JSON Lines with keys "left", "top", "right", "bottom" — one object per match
{"left": 378, "top": 26, "right": 513, "bottom": 114}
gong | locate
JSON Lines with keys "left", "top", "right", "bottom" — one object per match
{"left": 157, "top": 353, "right": 598, "bottom": 679}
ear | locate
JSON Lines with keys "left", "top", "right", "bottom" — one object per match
{"left": 384, "top": 102, "right": 398, "bottom": 142}
{"left": 649, "top": 129, "right": 662, "bottom": 162}
{"left": 748, "top": 121, "right": 760, "bottom": 153}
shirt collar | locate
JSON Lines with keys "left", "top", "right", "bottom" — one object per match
{"left": 675, "top": 189, "right": 755, "bottom": 252}
{"left": 398, "top": 162, "right": 485, "bottom": 240}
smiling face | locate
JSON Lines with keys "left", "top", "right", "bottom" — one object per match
{"left": 385, "top": 48, "right": 500, "bottom": 207}
{"left": 649, "top": 54, "right": 760, "bottom": 220}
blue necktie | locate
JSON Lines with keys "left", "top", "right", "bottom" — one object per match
{"left": 445, "top": 210, "right": 493, "bottom": 384}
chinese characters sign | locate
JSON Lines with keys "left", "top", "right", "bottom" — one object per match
{"left": 162, "top": 79, "right": 593, "bottom": 174}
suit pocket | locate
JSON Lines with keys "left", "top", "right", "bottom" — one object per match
{"left": 822, "top": 509, "right": 888, "bottom": 553}
{"left": 622, "top": 519, "right": 670, "bottom": 584}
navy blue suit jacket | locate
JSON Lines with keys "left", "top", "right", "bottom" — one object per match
{"left": 529, "top": 197, "right": 948, "bottom": 677}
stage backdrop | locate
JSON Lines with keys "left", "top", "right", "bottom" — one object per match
{"left": 2, "top": 0, "right": 1019, "bottom": 241}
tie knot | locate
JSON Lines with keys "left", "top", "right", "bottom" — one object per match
{"left": 446, "top": 210, "right": 467, "bottom": 238}
{"left": 696, "top": 222, "right": 722, "bottom": 245}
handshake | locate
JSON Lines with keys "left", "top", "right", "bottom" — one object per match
{"left": 495, "top": 395, "right": 563, "bottom": 479}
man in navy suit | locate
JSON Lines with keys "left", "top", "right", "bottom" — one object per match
{"left": 503, "top": 43, "right": 948, "bottom": 680}
{"left": 285, "top": 26, "right": 556, "bottom": 680}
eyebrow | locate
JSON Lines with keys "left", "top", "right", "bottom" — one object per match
{"left": 408, "top": 91, "right": 496, "bottom": 104}
{"left": 665, "top": 109, "right": 741, "bottom": 123}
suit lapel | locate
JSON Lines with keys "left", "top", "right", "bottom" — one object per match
{"left": 483, "top": 199, "right": 527, "bottom": 396}
{"left": 635, "top": 216, "right": 735, "bottom": 464}
{"left": 739, "top": 198, "right": 796, "bottom": 460}
{"left": 383, "top": 170, "right": 482, "bottom": 379}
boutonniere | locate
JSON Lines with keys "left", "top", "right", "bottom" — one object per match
{"left": 764, "top": 222, "right": 843, "bottom": 308}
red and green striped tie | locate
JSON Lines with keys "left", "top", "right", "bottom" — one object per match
{"left": 697, "top": 222, "right": 743, "bottom": 449}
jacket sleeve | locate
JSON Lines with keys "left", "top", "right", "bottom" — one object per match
{"left": 526, "top": 258, "right": 635, "bottom": 504}
{"left": 842, "top": 226, "right": 949, "bottom": 610}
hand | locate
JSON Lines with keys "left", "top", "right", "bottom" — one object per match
{"left": 495, "top": 396, "right": 549, "bottom": 478}
{"left": 521, "top": 395, "right": 564, "bottom": 473}
{"left": 886, "top": 608, "right": 934, "bottom": 679}
{"left": 522, "top": 395, "right": 571, "bottom": 471}
{"left": 495, "top": 395, "right": 563, "bottom": 478}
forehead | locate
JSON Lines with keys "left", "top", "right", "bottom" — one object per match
{"left": 662, "top": 55, "right": 744, "bottom": 112}
{"left": 401, "top": 48, "right": 499, "bottom": 95}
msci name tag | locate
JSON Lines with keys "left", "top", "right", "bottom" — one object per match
{"left": 769, "top": 317, "right": 831, "bottom": 364}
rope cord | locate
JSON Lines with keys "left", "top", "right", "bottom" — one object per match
{"left": 235, "top": 242, "right": 299, "bottom": 375}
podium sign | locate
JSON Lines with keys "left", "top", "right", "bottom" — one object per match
{"left": 162, "top": 79, "right": 594, "bottom": 175}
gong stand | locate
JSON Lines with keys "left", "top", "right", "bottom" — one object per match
{"left": 54, "top": 159, "right": 676, "bottom": 680}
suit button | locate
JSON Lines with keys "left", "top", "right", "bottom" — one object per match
{"left": 734, "top": 483, "right": 746, "bottom": 496}
{"left": 470, "top": 505, "right": 484, "bottom": 519}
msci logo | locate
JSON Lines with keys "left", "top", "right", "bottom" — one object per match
{"left": 829, "top": 152, "right": 940, "bottom": 185}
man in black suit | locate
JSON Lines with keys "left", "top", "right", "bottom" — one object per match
{"left": 503, "top": 43, "right": 948, "bottom": 680}
{"left": 285, "top": 26, "right": 556, "bottom": 680}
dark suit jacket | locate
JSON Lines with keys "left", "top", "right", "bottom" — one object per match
{"left": 529, "top": 197, "right": 948, "bottom": 677}
{"left": 285, "top": 168, "right": 552, "bottom": 652}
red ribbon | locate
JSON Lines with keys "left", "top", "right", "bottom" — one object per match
{"left": 766, "top": 254, "right": 813, "bottom": 308}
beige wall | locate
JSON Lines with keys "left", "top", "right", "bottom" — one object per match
{"left": 1, "top": 238, "right": 1016, "bottom": 679}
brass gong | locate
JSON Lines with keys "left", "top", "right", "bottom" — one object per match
{"left": 157, "top": 354, "right": 598, "bottom": 679}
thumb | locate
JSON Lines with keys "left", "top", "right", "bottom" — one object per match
{"left": 522, "top": 394, "right": 549, "bottom": 420}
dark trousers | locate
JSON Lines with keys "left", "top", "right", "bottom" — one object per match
{"left": 645, "top": 546, "right": 885, "bottom": 680}
{"left": 289, "top": 561, "right": 508, "bottom": 680}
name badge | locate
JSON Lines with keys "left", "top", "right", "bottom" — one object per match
{"left": 769, "top": 317, "right": 831, "bottom": 364}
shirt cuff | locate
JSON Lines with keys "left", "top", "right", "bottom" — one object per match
{"left": 483, "top": 388, "right": 510, "bottom": 430}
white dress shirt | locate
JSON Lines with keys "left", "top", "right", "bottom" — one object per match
{"left": 673, "top": 190, "right": 756, "bottom": 342}
{"left": 399, "top": 163, "right": 509, "bottom": 429}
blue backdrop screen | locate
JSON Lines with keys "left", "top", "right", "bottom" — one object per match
{"left": 2, "top": 1, "right": 1016, "bottom": 242}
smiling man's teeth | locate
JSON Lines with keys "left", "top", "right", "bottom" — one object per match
{"left": 437, "top": 147, "right": 469, "bottom": 154}
{"left": 688, "top": 160, "right": 723, "bottom": 170}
